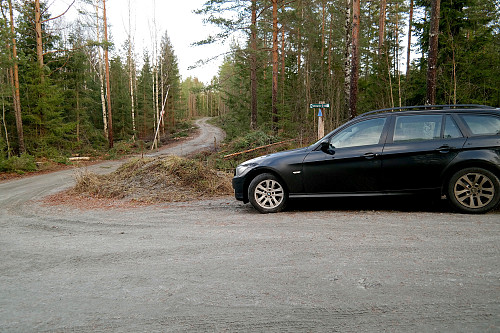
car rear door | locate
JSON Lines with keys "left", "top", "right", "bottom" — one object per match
{"left": 380, "top": 114, "right": 467, "bottom": 192}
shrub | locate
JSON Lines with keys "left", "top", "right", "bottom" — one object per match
{"left": 0, "top": 154, "right": 37, "bottom": 174}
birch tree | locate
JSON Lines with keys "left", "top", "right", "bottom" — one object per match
{"left": 126, "top": 0, "right": 136, "bottom": 141}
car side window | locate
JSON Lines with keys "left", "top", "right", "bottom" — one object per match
{"left": 460, "top": 114, "right": 500, "bottom": 136}
{"left": 393, "top": 115, "right": 442, "bottom": 142}
{"left": 444, "top": 115, "right": 463, "bottom": 139}
{"left": 329, "top": 118, "right": 386, "bottom": 149}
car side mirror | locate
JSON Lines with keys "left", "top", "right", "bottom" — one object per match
{"left": 320, "top": 141, "right": 334, "bottom": 155}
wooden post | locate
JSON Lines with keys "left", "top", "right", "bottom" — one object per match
{"left": 318, "top": 101, "right": 325, "bottom": 140}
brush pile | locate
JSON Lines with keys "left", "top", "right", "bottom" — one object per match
{"left": 73, "top": 156, "right": 233, "bottom": 203}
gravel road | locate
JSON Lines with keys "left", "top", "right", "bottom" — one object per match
{"left": 0, "top": 119, "right": 499, "bottom": 332}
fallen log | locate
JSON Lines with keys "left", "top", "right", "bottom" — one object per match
{"left": 69, "top": 157, "right": 91, "bottom": 161}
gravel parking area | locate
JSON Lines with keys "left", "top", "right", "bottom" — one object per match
{"left": 0, "top": 197, "right": 499, "bottom": 332}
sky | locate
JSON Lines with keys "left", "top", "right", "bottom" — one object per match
{"left": 50, "top": 0, "right": 228, "bottom": 84}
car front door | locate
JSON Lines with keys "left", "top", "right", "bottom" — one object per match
{"left": 381, "top": 114, "right": 467, "bottom": 192}
{"left": 302, "top": 117, "right": 388, "bottom": 194}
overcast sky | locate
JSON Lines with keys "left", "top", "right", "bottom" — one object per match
{"left": 50, "top": 0, "right": 227, "bottom": 84}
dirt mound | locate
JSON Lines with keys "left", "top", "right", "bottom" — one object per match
{"left": 72, "top": 156, "right": 233, "bottom": 203}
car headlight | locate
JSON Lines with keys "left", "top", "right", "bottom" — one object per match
{"left": 235, "top": 163, "right": 258, "bottom": 177}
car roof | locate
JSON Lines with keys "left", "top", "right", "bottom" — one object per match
{"left": 357, "top": 104, "right": 499, "bottom": 119}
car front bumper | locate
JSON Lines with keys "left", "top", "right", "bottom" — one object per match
{"left": 232, "top": 176, "right": 248, "bottom": 202}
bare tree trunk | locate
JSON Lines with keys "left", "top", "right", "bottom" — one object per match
{"left": 160, "top": 60, "right": 164, "bottom": 135}
{"left": 281, "top": 1, "right": 286, "bottom": 112}
{"left": 8, "top": 0, "right": 24, "bottom": 153}
{"left": 35, "top": 0, "right": 44, "bottom": 80}
{"left": 386, "top": 51, "right": 394, "bottom": 108}
{"left": 321, "top": 0, "right": 326, "bottom": 59}
{"left": 250, "top": 0, "right": 258, "bottom": 130}
{"left": 127, "top": 0, "right": 136, "bottom": 141}
{"left": 76, "top": 87, "right": 80, "bottom": 142}
{"left": 103, "top": 0, "right": 113, "bottom": 148}
{"left": 406, "top": 0, "right": 413, "bottom": 77}
{"left": 349, "top": 0, "right": 360, "bottom": 119}
{"left": 297, "top": 0, "right": 302, "bottom": 78}
{"left": 449, "top": 29, "right": 457, "bottom": 104}
{"left": 94, "top": 1, "right": 108, "bottom": 140}
{"left": 271, "top": 0, "right": 279, "bottom": 131}
{"left": 396, "top": 2, "right": 401, "bottom": 107}
{"left": 155, "top": 66, "right": 159, "bottom": 127}
{"left": 378, "top": 0, "right": 386, "bottom": 56}
{"left": 426, "top": 0, "right": 440, "bottom": 105}
{"left": 2, "top": 95, "right": 11, "bottom": 157}
{"left": 344, "top": 0, "right": 352, "bottom": 117}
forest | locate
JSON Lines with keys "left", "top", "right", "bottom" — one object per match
{"left": 0, "top": 0, "right": 499, "bottom": 172}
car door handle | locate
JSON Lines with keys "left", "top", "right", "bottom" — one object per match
{"left": 363, "top": 152, "right": 378, "bottom": 159}
{"left": 435, "top": 145, "right": 452, "bottom": 153}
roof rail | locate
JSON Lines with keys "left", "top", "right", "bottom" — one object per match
{"left": 359, "top": 104, "right": 495, "bottom": 117}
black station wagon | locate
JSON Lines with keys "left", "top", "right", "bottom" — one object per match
{"left": 232, "top": 105, "right": 500, "bottom": 214}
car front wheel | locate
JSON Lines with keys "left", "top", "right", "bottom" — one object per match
{"left": 248, "top": 173, "right": 288, "bottom": 213}
{"left": 447, "top": 167, "right": 500, "bottom": 214}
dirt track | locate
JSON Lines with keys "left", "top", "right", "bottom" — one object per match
{"left": 0, "top": 119, "right": 499, "bottom": 332}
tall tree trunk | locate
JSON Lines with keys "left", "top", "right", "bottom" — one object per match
{"left": 297, "top": 0, "right": 302, "bottom": 78}
{"left": 405, "top": 0, "right": 414, "bottom": 105}
{"left": 378, "top": 0, "right": 386, "bottom": 56}
{"left": 426, "top": 0, "right": 440, "bottom": 105}
{"left": 95, "top": 1, "right": 108, "bottom": 140}
{"left": 343, "top": 0, "right": 352, "bottom": 117}
{"left": 281, "top": 1, "right": 285, "bottom": 111}
{"left": 76, "top": 87, "right": 80, "bottom": 142}
{"left": 406, "top": 0, "right": 413, "bottom": 77}
{"left": 250, "top": 0, "right": 258, "bottom": 130}
{"left": 321, "top": 0, "right": 326, "bottom": 59}
{"left": 128, "top": 0, "right": 136, "bottom": 141}
{"left": 103, "top": 0, "right": 113, "bottom": 147}
{"left": 8, "top": 0, "right": 24, "bottom": 153}
{"left": 396, "top": 2, "right": 401, "bottom": 107}
{"left": 349, "top": 0, "right": 360, "bottom": 119}
{"left": 35, "top": 0, "right": 44, "bottom": 81}
{"left": 2, "top": 95, "right": 11, "bottom": 157}
{"left": 271, "top": 0, "right": 279, "bottom": 131}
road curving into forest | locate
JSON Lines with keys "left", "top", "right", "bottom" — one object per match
{"left": 0, "top": 117, "right": 225, "bottom": 210}
{"left": 0, "top": 118, "right": 499, "bottom": 332}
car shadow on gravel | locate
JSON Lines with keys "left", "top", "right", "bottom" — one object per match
{"left": 285, "top": 196, "right": 452, "bottom": 214}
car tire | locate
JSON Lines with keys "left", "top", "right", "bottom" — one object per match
{"left": 248, "top": 173, "right": 288, "bottom": 213}
{"left": 447, "top": 167, "right": 500, "bottom": 214}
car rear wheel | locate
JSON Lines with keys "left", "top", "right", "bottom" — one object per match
{"left": 248, "top": 173, "right": 287, "bottom": 213}
{"left": 447, "top": 167, "right": 500, "bottom": 214}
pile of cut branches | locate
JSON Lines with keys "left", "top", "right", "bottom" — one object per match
{"left": 73, "top": 156, "right": 233, "bottom": 203}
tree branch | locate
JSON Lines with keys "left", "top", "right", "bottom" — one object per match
{"left": 42, "top": 0, "right": 76, "bottom": 23}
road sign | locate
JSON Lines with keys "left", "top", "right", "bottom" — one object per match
{"left": 310, "top": 103, "right": 330, "bottom": 108}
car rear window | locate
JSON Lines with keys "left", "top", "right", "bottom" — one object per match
{"left": 393, "top": 115, "right": 442, "bottom": 142}
{"left": 460, "top": 114, "right": 500, "bottom": 136}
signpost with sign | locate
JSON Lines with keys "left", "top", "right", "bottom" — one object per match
{"left": 310, "top": 102, "right": 329, "bottom": 139}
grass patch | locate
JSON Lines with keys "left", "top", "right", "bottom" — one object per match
{"left": 73, "top": 156, "right": 233, "bottom": 203}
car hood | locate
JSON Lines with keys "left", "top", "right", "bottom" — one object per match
{"left": 240, "top": 147, "right": 310, "bottom": 166}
